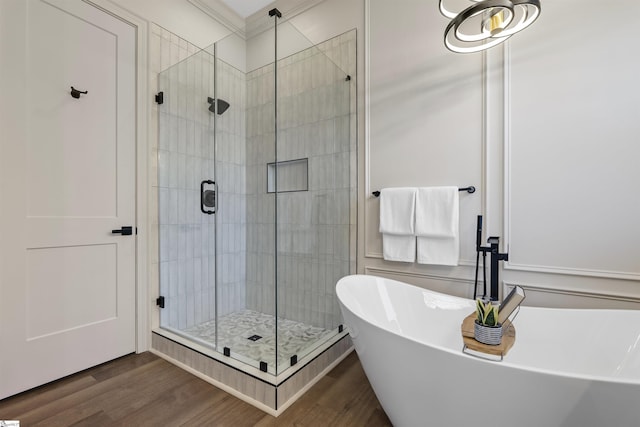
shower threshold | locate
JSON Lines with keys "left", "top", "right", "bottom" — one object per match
{"left": 151, "top": 327, "right": 352, "bottom": 415}
{"left": 180, "top": 309, "right": 336, "bottom": 375}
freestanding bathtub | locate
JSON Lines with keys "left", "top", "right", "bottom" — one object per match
{"left": 336, "top": 275, "right": 640, "bottom": 427}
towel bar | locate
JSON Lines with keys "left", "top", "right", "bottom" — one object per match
{"left": 372, "top": 186, "right": 475, "bottom": 197}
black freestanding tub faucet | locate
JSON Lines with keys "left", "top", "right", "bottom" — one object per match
{"left": 473, "top": 215, "right": 509, "bottom": 301}
{"left": 485, "top": 236, "right": 508, "bottom": 301}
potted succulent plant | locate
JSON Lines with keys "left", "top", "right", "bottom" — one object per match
{"left": 474, "top": 299, "right": 502, "bottom": 345}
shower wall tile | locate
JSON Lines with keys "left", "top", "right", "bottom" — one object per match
{"left": 215, "top": 60, "right": 247, "bottom": 317}
{"left": 153, "top": 26, "right": 355, "bottom": 337}
{"left": 245, "top": 31, "right": 356, "bottom": 330}
{"left": 153, "top": 26, "right": 222, "bottom": 331}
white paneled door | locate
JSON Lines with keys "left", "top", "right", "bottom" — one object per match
{"left": 0, "top": 0, "right": 136, "bottom": 399}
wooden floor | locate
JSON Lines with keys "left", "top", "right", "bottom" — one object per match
{"left": 0, "top": 351, "right": 391, "bottom": 426}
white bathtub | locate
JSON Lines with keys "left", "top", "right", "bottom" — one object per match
{"left": 336, "top": 275, "right": 640, "bottom": 427}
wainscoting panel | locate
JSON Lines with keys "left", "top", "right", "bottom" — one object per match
{"left": 505, "top": 0, "right": 640, "bottom": 280}
{"left": 364, "top": 266, "right": 476, "bottom": 299}
{"left": 503, "top": 281, "right": 640, "bottom": 310}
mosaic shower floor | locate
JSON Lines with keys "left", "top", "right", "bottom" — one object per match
{"left": 182, "top": 309, "right": 335, "bottom": 372}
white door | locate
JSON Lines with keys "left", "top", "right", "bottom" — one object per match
{"left": 0, "top": 0, "right": 137, "bottom": 399}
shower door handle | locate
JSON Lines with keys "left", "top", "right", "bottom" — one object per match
{"left": 201, "top": 180, "right": 216, "bottom": 215}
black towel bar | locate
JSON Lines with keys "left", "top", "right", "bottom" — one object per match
{"left": 372, "top": 186, "right": 475, "bottom": 197}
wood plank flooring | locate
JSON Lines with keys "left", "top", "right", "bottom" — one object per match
{"left": 0, "top": 351, "right": 391, "bottom": 426}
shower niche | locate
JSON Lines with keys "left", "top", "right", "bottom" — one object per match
{"left": 152, "top": 12, "right": 356, "bottom": 413}
{"left": 266, "top": 158, "right": 308, "bottom": 193}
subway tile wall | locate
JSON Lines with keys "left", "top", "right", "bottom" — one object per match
{"left": 245, "top": 62, "right": 277, "bottom": 317}
{"left": 245, "top": 30, "right": 357, "bottom": 330}
{"left": 150, "top": 25, "right": 207, "bottom": 332}
{"left": 214, "top": 59, "right": 247, "bottom": 317}
{"left": 152, "top": 24, "right": 246, "bottom": 331}
{"left": 151, "top": 25, "right": 357, "bottom": 337}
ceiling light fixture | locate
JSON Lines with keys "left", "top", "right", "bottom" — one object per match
{"left": 440, "top": 0, "right": 541, "bottom": 53}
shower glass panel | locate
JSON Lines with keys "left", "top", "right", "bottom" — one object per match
{"left": 212, "top": 28, "right": 278, "bottom": 372}
{"left": 156, "top": 15, "right": 355, "bottom": 377}
{"left": 157, "top": 48, "right": 218, "bottom": 348}
{"left": 274, "top": 21, "right": 352, "bottom": 374}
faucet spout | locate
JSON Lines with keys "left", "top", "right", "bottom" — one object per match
{"left": 487, "top": 236, "right": 508, "bottom": 301}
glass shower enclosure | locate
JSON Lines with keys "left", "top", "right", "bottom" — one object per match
{"left": 156, "top": 13, "right": 354, "bottom": 376}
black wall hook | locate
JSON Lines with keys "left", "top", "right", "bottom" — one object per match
{"left": 70, "top": 86, "right": 88, "bottom": 99}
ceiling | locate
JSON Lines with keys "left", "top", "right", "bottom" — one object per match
{"left": 189, "top": 0, "right": 322, "bottom": 38}
{"left": 219, "top": 0, "right": 275, "bottom": 18}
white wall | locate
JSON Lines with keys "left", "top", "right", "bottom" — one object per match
{"left": 245, "top": 22, "right": 318, "bottom": 72}
{"left": 107, "top": 0, "right": 229, "bottom": 48}
{"left": 364, "top": 0, "right": 483, "bottom": 296}
{"left": 367, "top": 0, "right": 483, "bottom": 267}
{"left": 280, "top": 0, "right": 640, "bottom": 309}
{"left": 362, "top": 0, "right": 640, "bottom": 308}
{"left": 215, "top": 31, "right": 247, "bottom": 72}
{"left": 99, "top": 0, "right": 640, "bottom": 311}
{"left": 503, "top": 0, "right": 640, "bottom": 306}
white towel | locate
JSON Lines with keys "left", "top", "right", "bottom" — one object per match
{"left": 415, "top": 187, "right": 459, "bottom": 265}
{"left": 379, "top": 187, "right": 416, "bottom": 262}
{"left": 382, "top": 234, "right": 416, "bottom": 263}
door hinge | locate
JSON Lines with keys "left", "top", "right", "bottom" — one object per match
{"left": 156, "top": 296, "right": 165, "bottom": 308}
{"left": 155, "top": 91, "right": 164, "bottom": 104}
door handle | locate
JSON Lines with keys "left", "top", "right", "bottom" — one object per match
{"left": 112, "top": 226, "right": 133, "bottom": 236}
{"left": 201, "top": 180, "right": 216, "bottom": 215}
